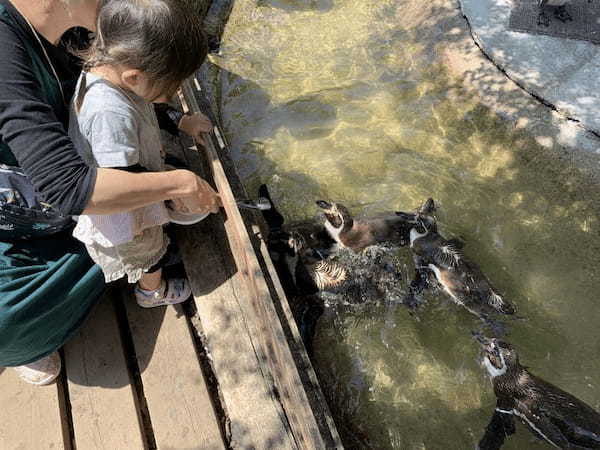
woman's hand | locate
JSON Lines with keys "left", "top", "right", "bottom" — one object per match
{"left": 178, "top": 112, "right": 213, "bottom": 146}
{"left": 176, "top": 170, "right": 222, "bottom": 215}
{"left": 85, "top": 168, "right": 221, "bottom": 215}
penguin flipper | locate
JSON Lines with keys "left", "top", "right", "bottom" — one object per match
{"left": 259, "top": 184, "right": 285, "bottom": 231}
{"left": 478, "top": 407, "right": 516, "bottom": 450}
{"left": 516, "top": 403, "right": 571, "bottom": 448}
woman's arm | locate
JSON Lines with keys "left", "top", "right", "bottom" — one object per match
{"left": 84, "top": 168, "right": 220, "bottom": 215}
{"left": 0, "top": 24, "right": 95, "bottom": 216}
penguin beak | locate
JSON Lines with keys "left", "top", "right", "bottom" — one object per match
{"left": 316, "top": 200, "right": 332, "bottom": 210}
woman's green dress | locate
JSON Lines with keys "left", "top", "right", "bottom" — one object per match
{"left": 0, "top": 4, "right": 105, "bottom": 367}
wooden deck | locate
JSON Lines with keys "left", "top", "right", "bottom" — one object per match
{"left": 0, "top": 78, "right": 341, "bottom": 449}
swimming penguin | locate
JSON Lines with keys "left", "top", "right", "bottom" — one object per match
{"left": 315, "top": 200, "right": 414, "bottom": 252}
{"left": 265, "top": 229, "right": 346, "bottom": 354}
{"left": 260, "top": 185, "right": 335, "bottom": 256}
{"left": 402, "top": 200, "right": 515, "bottom": 318}
{"left": 274, "top": 230, "right": 348, "bottom": 293}
{"left": 475, "top": 335, "right": 600, "bottom": 449}
{"left": 258, "top": 184, "right": 342, "bottom": 353}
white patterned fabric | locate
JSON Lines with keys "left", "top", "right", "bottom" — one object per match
{"left": 84, "top": 226, "right": 169, "bottom": 283}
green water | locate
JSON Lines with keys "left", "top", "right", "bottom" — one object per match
{"left": 208, "top": 0, "right": 600, "bottom": 448}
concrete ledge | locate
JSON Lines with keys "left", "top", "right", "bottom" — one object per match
{"left": 459, "top": 0, "right": 600, "bottom": 136}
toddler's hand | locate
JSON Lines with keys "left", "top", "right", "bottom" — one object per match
{"left": 178, "top": 112, "right": 212, "bottom": 146}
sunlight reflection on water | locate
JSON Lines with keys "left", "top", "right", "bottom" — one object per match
{"left": 208, "top": 0, "right": 600, "bottom": 447}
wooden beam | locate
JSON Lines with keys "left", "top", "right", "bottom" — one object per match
{"left": 177, "top": 213, "right": 296, "bottom": 449}
{"left": 180, "top": 78, "right": 339, "bottom": 449}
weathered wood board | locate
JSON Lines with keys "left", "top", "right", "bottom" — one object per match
{"left": 0, "top": 367, "right": 64, "bottom": 449}
{"left": 122, "top": 289, "right": 225, "bottom": 450}
{"left": 177, "top": 216, "right": 296, "bottom": 449}
{"left": 178, "top": 78, "right": 342, "bottom": 449}
{"left": 63, "top": 294, "right": 146, "bottom": 450}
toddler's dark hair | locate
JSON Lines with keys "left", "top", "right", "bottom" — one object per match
{"left": 80, "top": 0, "right": 208, "bottom": 103}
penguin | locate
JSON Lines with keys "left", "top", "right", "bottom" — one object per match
{"left": 260, "top": 185, "right": 335, "bottom": 257}
{"left": 401, "top": 199, "right": 515, "bottom": 318}
{"left": 315, "top": 200, "right": 414, "bottom": 252}
{"left": 258, "top": 185, "right": 342, "bottom": 354}
{"left": 265, "top": 229, "right": 348, "bottom": 355}
{"left": 272, "top": 230, "right": 348, "bottom": 294}
{"left": 475, "top": 335, "right": 600, "bottom": 449}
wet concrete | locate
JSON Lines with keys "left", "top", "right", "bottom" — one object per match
{"left": 457, "top": 0, "right": 600, "bottom": 169}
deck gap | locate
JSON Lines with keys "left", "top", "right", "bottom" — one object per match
{"left": 57, "top": 350, "right": 76, "bottom": 450}
{"left": 182, "top": 300, "right": 233, "bottom": 449}
{"left": 112, "top": 291, "right": 158, "bottom": 450}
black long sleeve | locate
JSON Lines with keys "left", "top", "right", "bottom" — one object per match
{"left": 154, "top": 103, "right": 184, "bottom": 136}
{"left": 0, "top": 1, "right": 96, "bottom": 216}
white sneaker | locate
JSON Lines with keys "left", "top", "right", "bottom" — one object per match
{"left": 134, "top": 277, "right": 192, "bottom": 308}
{"left": 13, "top": 351, "right": 61, "bottom": 386}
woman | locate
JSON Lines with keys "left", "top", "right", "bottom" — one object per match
{"left": 0, "top": 0, "right": 220, "bottom": 385}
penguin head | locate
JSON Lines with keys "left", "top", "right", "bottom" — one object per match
{"left": 474, "top": 334, "right": 519, "bottom": 377}
{"left": 267, "top": 230, "right": 299, "bottom": 260}
{"left": 396, "top": 198, "right": 438, "bottom": 246}
{"left": 316, "top": 200, "right": 354, "bottom": 240}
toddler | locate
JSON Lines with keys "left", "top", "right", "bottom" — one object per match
{"left": 69, "top": 0, "right": 219, "bottom": 307}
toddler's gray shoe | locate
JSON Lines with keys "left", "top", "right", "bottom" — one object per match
{"left": 135, "top": 278, "right": 191, "bottom": 308}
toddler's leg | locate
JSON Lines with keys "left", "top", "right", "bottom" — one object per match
{"left": 138, "top": 268, "right": 163, "bottom": 291}
{"left": 134, "top": 268, "right": 191, "bottom": 308}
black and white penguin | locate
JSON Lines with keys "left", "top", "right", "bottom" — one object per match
{"left": 271, "top": 230, "right": 348, "bottom": 294}
{"left": 259, "top": 184, "right": 335, "bottom": 254}
{"left": 476, "top": 335, "right": 600, "bottom": 449}
{"left": 265, "top": 229, "right": 348, "bottom": 354}
{"left": 315, "top": 200, "right": 414, "bottom": 252}
{"left": 258, "top": 185, "right": 344, "bottom": 353}
{"left": 401, "top": 199, "right": 515, "bottom": 317}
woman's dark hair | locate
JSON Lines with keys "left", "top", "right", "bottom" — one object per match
{"left": 79, "top": 0, "right": 208, "bottom": 103}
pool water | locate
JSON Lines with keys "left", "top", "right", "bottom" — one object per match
{"left": 206, "top": 0, "right": 600, "bottom": 447}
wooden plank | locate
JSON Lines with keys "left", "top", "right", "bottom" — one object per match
{"left": 189, "top": 70, "right": 342, "bottom": 447}
{"left": 63, "top": 293, "right": 146, "bottom": 450}
{"left": 0, "top": 366, "right": 65, "bottom": 449}
{"left": 253, "top": 226, "right": 344, "bottom": 448}
{"left": 177, "top": 217, "right": 296, "bottom": 449}
{"left": 121, "top": 289, "right": 225, "bottom": 450}
{"left": 180, "top": 79, "right": 332, "bottom": 449}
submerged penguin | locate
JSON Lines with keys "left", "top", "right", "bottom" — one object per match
{"left": 476, "top": 335, "right": 600, "bottom": 449}
{"left": 315, "top": 200, "right": 414, "bottom": 252}
{"left": 400, "top": 199, "right": 515, "bottom": 318}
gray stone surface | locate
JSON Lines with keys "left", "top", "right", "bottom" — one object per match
{"left": 459, "top": 0, "right": 600, "bottom": 135}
